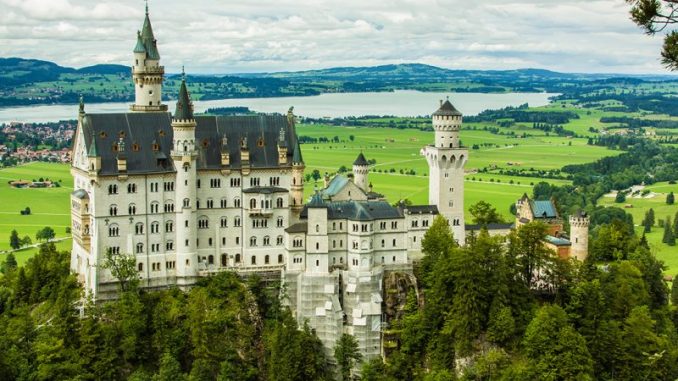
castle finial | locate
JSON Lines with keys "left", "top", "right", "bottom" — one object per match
{"left": 79, "top": 94, "right": 85, "bottom": 114}
{"left": 181, "top": 65, "right": 185, "bottom": 81}
{"left": 145, "top": 0, "right": 149, "bottom": 15}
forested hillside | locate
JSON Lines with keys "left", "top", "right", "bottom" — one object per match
{"left": 1, "top": 215, "right": 676, "bottom": 380}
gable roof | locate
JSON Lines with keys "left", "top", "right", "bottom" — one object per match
{"left": 322, "top": 175, "right": 350, "bottom": 198}
{"left": 529, "top": 200, "right": 558, "bottom": 219}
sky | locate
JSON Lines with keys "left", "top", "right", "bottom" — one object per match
{"left": 0, "top": 0, "right": 672, "bottom": 75}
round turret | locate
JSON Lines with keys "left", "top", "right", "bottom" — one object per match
{"left": 432, "top": 99, "right": 462, "bottom": 148}
{"left": 352, "top": 152, "right": 369, "bottom": 192}
{"left": 569, "top": 212, "right": 590, "bottom": 262}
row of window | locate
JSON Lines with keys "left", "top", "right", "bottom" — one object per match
{"left": 135, "top": 253, "right": 284, "bottom": 273}
{"left": 411, "top": 219, "right": 430, "bottom": 228}
{"left": 108, "top": 182, "right": 174, "bottom": 195}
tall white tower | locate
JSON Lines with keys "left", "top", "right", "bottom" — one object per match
{"left": 423, "top": 99, "right": 467, "bottom": 244}
{"left": 569, "top": 212, "right": 590, "bottom": 262}
{"left": 130, "top": 3, "right": 167, "bottom": 112}
{"left": 353, "top": 152, "right": 369, "bottom": 193}
{"left": 172, "top": 73, "right": 198, "bottom": 285}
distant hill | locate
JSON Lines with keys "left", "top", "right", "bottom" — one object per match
{"left": 77, "top": 64, "right": 129, "bottom": 75}
{"left": 2, "top": 57, "right": 678, "bottom": 108}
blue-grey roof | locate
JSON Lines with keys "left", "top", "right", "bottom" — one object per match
{"left": 398, "top": 204, "right": 439, "bottom": 215}
{"left": 530, "top": 200, "right": 558, "bottom": 219}
{"left": 308, "top": 192, "right": 326, "bottom": 208}
{"left": 72, "top": 189, "right": 89, "bottom": 200}
{"left": 285, "top": 222, "right": 308, "bottom": 233}
{"left": 80, "top": 112, "right": 300, "bottom": 176}
{"left": 321, "top": 175, "right": 350, "bottom": 198}
{"left": 302, "top": 200, "right": 403, "bottom": 221}
{"left": 545, "top": 235, "right": 571, "bottom": 246}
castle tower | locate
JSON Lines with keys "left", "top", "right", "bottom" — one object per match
{"left": 130, "top": 3, "right": 167, "bottom": 112}
{"left": 353, "top": 152, "right": 369, "bottom": 193}
{"left": 171, "top": 72, "right": 198, "bottom": 285}
{"left": 569, "top": 211, "right": 590, "bottom": 261}
{"left": 291, "top": 136, "right": 305, "bottom": 218}
{"left": 423, "top": 99, "right": 468, "bottom": 244}
{"left": 306, "top": 192, "right": 329, "bottom": 273}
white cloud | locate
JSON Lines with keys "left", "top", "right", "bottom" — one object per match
{"left": 0, "top": 0, "right": 670, "bottom": 74}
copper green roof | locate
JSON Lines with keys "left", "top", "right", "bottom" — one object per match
{"left": 174, "top": 77, "right": 194, "bottom": 120}
{"left": 87, "top": 137, "right": 98, "bottom": 157}
{"left": 133, "top": 32, "right": 146, "bottom": 53}
{"left": 530, "top": 200, "right": 558, "bottom": 219}
{"left": 139, "top": 6, "right": 160, "bottom": 60}
{"left": 292, "top": 139, "right": 304, "bottom": 164}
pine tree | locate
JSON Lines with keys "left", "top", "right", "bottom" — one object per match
{"left": 334, "top": 334, "right": 362, "bottom": 381}
{"left": 1, "top": 253, "right": 17, "bottom": 274}
{"left": 9, "top": 229, "right": 20, "bottom": 250}
{"left": 667, "top": 192, "right": 675, "bottom": 205}
{"left": 663, "top": 216, "right": 675, "bottom": 246}
{"left": 671, "top": 275, "right": 678, "bottom": 306}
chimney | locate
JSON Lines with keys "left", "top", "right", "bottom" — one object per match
{"left": 439, "top": 99, "right": 443, "bottom": 106}
{"left": 323, "top": 172, "right": 330, "bottom": 188}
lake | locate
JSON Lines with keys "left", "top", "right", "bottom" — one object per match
{"left": 0, "top": 90, "right": 556, "bottom": 124}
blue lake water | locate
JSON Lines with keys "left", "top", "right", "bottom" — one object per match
{"left": 0, "top": 90, "right": 556, "bottom": 124}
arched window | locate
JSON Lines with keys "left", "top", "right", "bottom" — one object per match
{"left": 251, "top": 256, "right": 256, "bottom": 265}
{"left": 138, "top": 262, "right": 143, "bottom": 272}
{"left": 316, "top": 242, "right": 320, "bottom": 250}
{"left": 276, "top": 197, "right": 283, "bottom": 208}
{"left": 135, "top": 223, "right": 144, "bottom": 235}
{"left": 250, "top": 198, "right": 257, "bottom": 209}
{"left": 108, "top": 224, "right": 119, "bottom": 237}
{"left": 278, "top": 254, "right": 283, "bottom": 263}
{"left": 265, "top": 255, "right": 270, "bottom": 264}
{"left": 109, "top": 205, "right": 118, "bottom": 216}
{"left": 136, "top": 243, "right": 144, "bottom": 254}
{"left": 165, "top": 220, "right": 174, "bottom": 232}
{"left": 234, "top": 216, "right": 241, "bottom": 227}
{"left": 198, "top": 217, "right": 209, "bottom": 229}
{"left": 234, "top": 197, "right": 241, "bottom": 208}
{"left": 220, "top": 217, "right": 228, "bottom": 228}
{"left": 208, "top": 255, "right": 214, "bottom": 265}
{"left": 250, "top": 236, "right": 257, "bottom": 247}
{"left": 151, "top": 221, "right": 159, "bottom": 234}
{"left": 183, "top": 198, "right": 190, "bottom": 208}
{"left": 221, "top": 254, "right": 227, "bottom": 267}
{"left": 128, "top": 203, "right": 137, "bottom": 215}
{"left": 276, "top": 236, "right": 283, "bottom": 245}
{"left": 150, "top": 201, "right": 159, "bottom": 214}
{"left": 235, "top": 254, "right": 241, "bottom": 263}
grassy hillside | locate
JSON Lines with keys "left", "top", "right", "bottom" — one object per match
{"left": 0, "top": 162, "right": 72, "bottom": 265}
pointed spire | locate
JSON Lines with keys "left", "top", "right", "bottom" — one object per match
{"left": 79, "top": 94, "right": 85, "bottom": 115}
{"left": 353, "top": 151, "right": 368, "bottom": 166}
{"left": 174, "top": 73, "right": 194, "bottom": 121}
{"left": 292, "top": 138, "right": 304, "bottom": 165}
{"left": 87, "top": 130, "right": 97, "bottom": 157}
{"left": 140, "top": 1, "right": 159, "bottom": 60}
{"left": 133, "top": 31, "right": 146, "bottom": 53}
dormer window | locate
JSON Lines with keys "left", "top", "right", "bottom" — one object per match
{"left": 152, "top": 143, "right": 159, "bottom": 151}
{"left": 132, "top": 143, "right": 140, "bottom": 152}
{"left": 257, "top": 137, "right": 265, "bottom": 147}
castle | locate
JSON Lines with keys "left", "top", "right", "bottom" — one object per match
{"left": 69, "top": 4, "right": 588, "bottom": 363}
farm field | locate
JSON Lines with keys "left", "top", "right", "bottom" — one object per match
{"left": 0, "top": 162, "right": 72, "bottom": 265}
{"left": 598, "top": 181, "right": 678, "bottom": 275}
{"left": 297, "top": 123, "right": 619, "bottom": 215}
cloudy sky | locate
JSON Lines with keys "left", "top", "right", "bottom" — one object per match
{"left": 0, "top": 0, "right": 671, "bottom": 74}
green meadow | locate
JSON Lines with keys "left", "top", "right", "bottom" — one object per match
{"left": 0, "top": 162, "right": 73, "bottom": 265}
{"left": 297, "top": 123, "right": 618, "bottom": 218}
